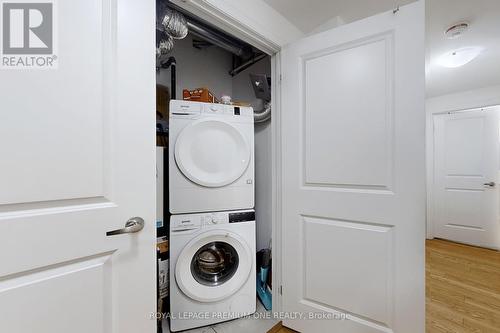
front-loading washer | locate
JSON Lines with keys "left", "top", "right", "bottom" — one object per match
{"left": 169, "top": 210, "right": 256, "bottom": 332}
{"left": 169, "top": 100, "right": 254, "bottom": 214}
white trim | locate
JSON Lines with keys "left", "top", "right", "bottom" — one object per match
{"left": 170, "top": 0, "right": 303, "bottom": 55}
{"left": 271, "top": 52, "right": 282, "bottom": 313}
{"left": 426, "top": 111, "right": 434, "bottom": 239}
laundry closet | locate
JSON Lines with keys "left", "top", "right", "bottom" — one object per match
{"left": 154, "top": 2, "right": 274, "bottom": 332}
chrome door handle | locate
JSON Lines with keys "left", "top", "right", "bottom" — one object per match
{"left": 484, "top": 182, "right": 496, "bottom": 187}
{"left": 106, "top": 217, "right": 145, "bottom": 236}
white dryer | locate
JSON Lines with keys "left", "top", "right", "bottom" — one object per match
{"left": 169, "top": 100, "right": 254, "bottom": 214}
{"left": 169, "top": 210, "right": 256, "bottom": 332}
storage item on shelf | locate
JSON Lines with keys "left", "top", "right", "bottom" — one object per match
{"left": 157, "top": 85, "right": 170, "bottom": 147}
{"left": 157, "top": 85, "right": 170, "bottom": 118}
{"left": 256, "top": 248, "right": 272, "bottom": 310}
{"left": 156, "top": 147, "right": 169, "bottom": 317}
{"left": 182, "top": 87, "right": 219, "bottom": 103}
{"left": 220, "top": 95, "right": 232, "bottom": 104}
{"left": 157, "top": 226, "right": 169, "bottom": 318}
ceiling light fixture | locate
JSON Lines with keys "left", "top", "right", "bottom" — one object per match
{"left": 437, "top": 47, "right": 482, "bottom": 68}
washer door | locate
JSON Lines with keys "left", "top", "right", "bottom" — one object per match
{"left": 174, "top": 119, "right": 250, "bottom": 187}
{"left": 175, "top": 230, "right": 253, "bottom": 303}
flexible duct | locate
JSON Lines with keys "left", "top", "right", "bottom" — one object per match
{"left": 156, "top": 1, "right": 170, "bottom": 34}
{"left": 155, "top": 1, "right": 185, "bottom": 68}
{"left": 158, "top": 1, "right": 253, "bottom": 59}
{"left": 254, "top": 102, "right": 271, "bottom": 123}
{"left": 161, "top": 8, "right": 189, "bottom": 39}
{"left": 156, "top": 31, "right": 174, "bottom": 68}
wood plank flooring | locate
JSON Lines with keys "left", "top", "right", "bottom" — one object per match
{"left": 267, "top": 322, "right": 298, "bottom": 333}
{"left": 426, "top": 239, "right": 500, "bottom": 333}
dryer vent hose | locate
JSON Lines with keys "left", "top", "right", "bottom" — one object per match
{"left": 254, "top": 102, "right": 271, "bottom": 123}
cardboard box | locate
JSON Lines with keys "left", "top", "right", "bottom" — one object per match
{"left": 183, "top": 87, "right": 219, "bottom": 103}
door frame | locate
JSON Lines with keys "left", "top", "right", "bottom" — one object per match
{"left": 168, "top": 0, "right": 303, "bottom": 54}
{"left": 426, "top": 105, "right": 500, "bottom": 240}
{"left": 168, "top": 0, "right": 287, "bottom": 313}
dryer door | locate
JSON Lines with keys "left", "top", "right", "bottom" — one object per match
{"left": 174, "top": 119, "right": 251, "bottom": 187}
{"left": 175, "top": 229, "right": 253, "bottom": 302}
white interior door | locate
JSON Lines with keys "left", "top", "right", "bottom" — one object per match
{"left": 0, "top": 0, "right": 156, "bottom": 332}
{"left": 280, "top": 1, "right": 425, "bottom": 332}
{"left": 433, "top": 107, "right": 500, "bottom": 249}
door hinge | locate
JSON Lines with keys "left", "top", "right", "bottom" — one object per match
{"left": 279, "top": 74, "right": 282, "bottom": 83}
{"left": 279, "top": 285, "right": 283, "bottom": 295}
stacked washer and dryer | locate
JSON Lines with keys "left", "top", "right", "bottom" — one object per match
{"left": 168, "top": 100, "right": 256, "bottom": 332}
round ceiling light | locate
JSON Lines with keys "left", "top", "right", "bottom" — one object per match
{"left": 437, "top": 47, "right": 483, "bottom": 68}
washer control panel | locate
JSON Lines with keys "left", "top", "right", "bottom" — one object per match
{"left": 203, "top": 213, "right": 224, "bottom": 225}
{"left": 229, "top": 211, "right": 256, "bottom": 223}
{"left": 170, "top": 216, "right": 202, "bottom": 232}
{"left": 170, "top": 210, "right": 255, "bottom": 231}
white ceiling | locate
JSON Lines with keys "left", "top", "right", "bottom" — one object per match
{"left": 263, "top": 0, "right": 416, "bottom": 34}
{"left": 426, "top": 0, "right": 500, "bottom": 97}
{"left": 264, "top": 0, "right": 500, "bottom": 98}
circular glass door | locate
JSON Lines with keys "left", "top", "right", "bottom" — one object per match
{"left": 191, "top": 241, "right": 239, "bottom": 286}
{"left": 175, "top": 230, "right": 253, "bottom": 303}
{"left": 174, "top": 119, "right": 250, "bottom": 187}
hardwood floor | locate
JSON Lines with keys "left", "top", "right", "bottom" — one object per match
{"left": 268, "top": 240, "right": 500, "bottom": 333}
{"left": 426, "top": 239, "right": 500, "bottom": 333}
{"left": 267, "top": 322, "right": 298, "bottom": 333}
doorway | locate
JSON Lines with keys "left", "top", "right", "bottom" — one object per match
{"left": 430, "top": 107, "right": 500, "bottom": 249}
{"left": 425, "top": 0, "right": 500, "bottom": 331}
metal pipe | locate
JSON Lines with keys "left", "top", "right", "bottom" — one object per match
{"left": 165, "top": 1, "right": 252, "bottom": 58}
{"left": 170, "top": 60, "right": 176, "bottom": 100}
{"left": 186, "top": 21, "right": 251, "bottom": 58}
{"left": 229, "top": 53, "right": 267, "bottom": 76}
{"left": 162, "top": 56, "right": 177, "bottom": 99}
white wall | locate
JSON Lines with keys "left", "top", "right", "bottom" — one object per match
{"left": 232, "top": 57, "right": 272, "bottom": 251}
{"left": 426, "top": 85, "right": 500, "bottom": 113}
{"left": 426, "top": 85, "right": 500, "bottom": 238}
{"left": 156, "top": 34, "right": 233, "bottom": 100}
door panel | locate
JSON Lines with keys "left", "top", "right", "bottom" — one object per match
{"left": 433, "top": 107, "right": 500, "bottom": 249}
{"left": 0, "top": 0, "right": 156, "bottom": 332}
{"left": 1, "top": 0, "right": 110, "bottom": 205}
{"left": 281, "top": 1, "right": 425, "bottom": 332}
{"left": 304, "top": 35, "right": 393, "bottom": 189}
{"left": 302, "top": 216, "right": 393, "bottom": 325}
{"left": 0, "top": 255, "right": 111, "bottom": 333}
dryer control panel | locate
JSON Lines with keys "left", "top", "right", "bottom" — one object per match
{"left": 170, "top": 100, "right": 253, "bottom": 118}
